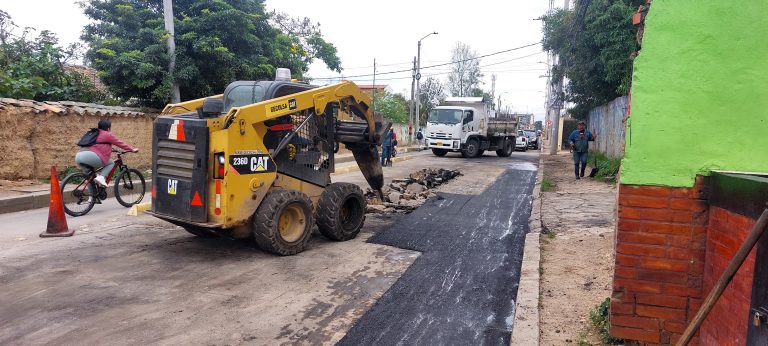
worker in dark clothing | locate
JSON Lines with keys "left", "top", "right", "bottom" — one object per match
{"left": 567, "top": 120, "right": 597, "bottom": 179}
{"left": 381, "top": 129, "right": 395, "bottom": 166}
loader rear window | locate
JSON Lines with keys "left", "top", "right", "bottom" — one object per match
{"left": 224, "top": 84, "right": 265, "bottom": 111}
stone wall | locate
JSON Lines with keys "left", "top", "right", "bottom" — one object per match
{"left": 0, "top": 100, "right": 155, "bottom": 180}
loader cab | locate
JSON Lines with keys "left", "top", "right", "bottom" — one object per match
{"left": 222, "top": 81, "right": 317, "bottom": 113}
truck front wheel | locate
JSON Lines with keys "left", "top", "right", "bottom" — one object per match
{"left": 316, "top": 183, "right": 366, "bottom": 241}
{"left": 461, "top": 138, "right": 480, "bottom": 158}
{"left": 432, "top": 148, "right": 448, "bottom": 157}
{"left": 252, "top": 189, "right": 314, "bottom": 256}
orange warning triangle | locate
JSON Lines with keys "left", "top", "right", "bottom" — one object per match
{"left": 190, "top": 191, "right": 203, "bottom": 206}
{"left": 176, "top": 120, "right": 186, "bottom": 142}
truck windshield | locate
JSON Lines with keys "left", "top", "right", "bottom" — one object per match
{"left": 427, "top": 109, "right": 463, "bottom": 124}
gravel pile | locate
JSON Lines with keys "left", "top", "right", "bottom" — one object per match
{"left": 365, "top": 168, "right": 462, "bottom": 213}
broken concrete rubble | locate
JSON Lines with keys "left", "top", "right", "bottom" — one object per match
{"left": 365, "top": 168, "right": 462, "bottom": 214}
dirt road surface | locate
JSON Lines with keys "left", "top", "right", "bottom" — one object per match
{"left": 538, "top": 152, "right": 617, "bottom": 345}
{"left": 0, "top": 149, "right": 538, "bottom": 345}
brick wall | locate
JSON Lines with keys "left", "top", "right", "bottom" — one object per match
{"left": 611, "top": 177, "right": 710, "bottom": 345}
{"left": 699, "top": 207, "right": 757, "bottom": 345}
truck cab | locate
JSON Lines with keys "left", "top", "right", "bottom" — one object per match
{"left": 426, "top": 97, "right": 516, "bottom": 158}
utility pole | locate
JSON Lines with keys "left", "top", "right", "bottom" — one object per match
{"left": 372, "top": 59, "right": 376, "bottom": 115}
{"left": 491, "top": 74, "right": 497, "bottom": 109}
{"left": 549, "top": 0, "right": 570, "bottom": 155}
{"left": 410, "top": 57, "right": 416, "bottom": 137}
{"left": 162, "top": 0, "right": 180, "bottom": 103}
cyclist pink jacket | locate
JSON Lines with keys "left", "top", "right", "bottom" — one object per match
{"left": 88, "top": 130, "right": 135, "bottom": 164}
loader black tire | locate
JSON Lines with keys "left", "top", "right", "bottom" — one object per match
{"left": 496, "top": 140, "right": 514, "bottom": 157}
{"left": 316, "top": 183, "right": 366, "bottom": 241}
{"left": 432, "top": 148, "right": 448, "bottom": 157}
{"left": 252, "top": 189, "right": 314, "bottom": 256}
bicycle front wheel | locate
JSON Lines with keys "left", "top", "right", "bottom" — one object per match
{"left": 114, "top": 168, "right": 146, "bottom": 208}
{"left": 62, "top": 172, "right": 97, "bottom": 217}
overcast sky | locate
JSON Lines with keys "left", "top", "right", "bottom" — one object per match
{"left": 3, "top": 0, "right": 559, "bottom": 120}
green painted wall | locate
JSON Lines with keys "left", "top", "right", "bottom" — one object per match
{"left": 621, "top": 0, "right": 768, "bottom": 187}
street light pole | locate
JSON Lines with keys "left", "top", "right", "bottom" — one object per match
{"left": 410, "top": 56, "right": 416, "bottom": 138}
{"left": 415, "top": 31, "right": 438, "bottom": 142}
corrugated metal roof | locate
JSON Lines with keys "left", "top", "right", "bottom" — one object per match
{"left": 0, "top": 98, "right": 152, "bottom": 117}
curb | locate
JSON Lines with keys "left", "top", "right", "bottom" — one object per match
{"left": 127, "top": 202, "right": 152, "bottom": 216}
{"left": 332, "top": 155, "right": 415, "bottom": 175}
{"left": 0, "top": 179, "right": 153, "bottom": 216}
{"left": 510, "top": 153, "right": 544, "bottom": 346}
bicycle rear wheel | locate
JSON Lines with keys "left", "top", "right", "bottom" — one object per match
{"left": 62, "top": 173, "right": 97, "bottom": 217}
{"left": 114, "top": 168, "right": 146, "bottom": 208}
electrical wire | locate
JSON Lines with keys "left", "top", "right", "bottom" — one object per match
{"left": 312, "top": 42, "right": 542, "bottom": 80}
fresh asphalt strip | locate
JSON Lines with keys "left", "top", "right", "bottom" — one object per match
{"left": 338, "top": 160, "right": 537, "bottom": 346}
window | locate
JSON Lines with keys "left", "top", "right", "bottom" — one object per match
{"left": 224, "top": 84, "right": 264, "bottom": 112}
{"left": 427, "top": 109, "right": 463, "bottom": 124}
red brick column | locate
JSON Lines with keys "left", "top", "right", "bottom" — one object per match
{"left": 611, "top": 177, "right": 709, "bottom": 345}
{"left": 699, "top": 207, "right": 757, "bottom": 345}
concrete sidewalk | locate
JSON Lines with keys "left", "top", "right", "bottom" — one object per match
{"left": 0, "top": 146, "right": 426, "bottom": 215}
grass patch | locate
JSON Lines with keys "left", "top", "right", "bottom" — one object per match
{"left": 588, "top": 151, "right": 621, "bottom": 183}
{"left": 41, "top": 166, "right": 81, "bottom": 184}
{"left": 577, "top": 333, "right": 593, "bottom": 346}
{"left": 589, "top": 298, "right": 624, "bottom": 344}
{"left": 541, "top": 177, "right": 556, "bottom": 191}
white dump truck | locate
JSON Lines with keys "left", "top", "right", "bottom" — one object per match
{"left": 425, "top": 97, "right": 517, "bottom": 158}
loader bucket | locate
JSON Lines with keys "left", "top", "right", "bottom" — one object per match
{"left": 350, "top": 145, "right": 384, "bottom": 193}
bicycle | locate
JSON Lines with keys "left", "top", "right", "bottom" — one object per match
{"left": 61, "top": 149, "right": 146, "bottom": 217}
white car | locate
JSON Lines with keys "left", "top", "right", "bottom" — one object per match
{"left": 515, "top": 130, "right": 528, "bottom": 151}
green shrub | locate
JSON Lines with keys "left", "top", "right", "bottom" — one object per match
{"left": 588, "top": 151, "right": 622, "bottom": 182}
{"left": 589, "top": 298, "right": 624, "bottom": 344}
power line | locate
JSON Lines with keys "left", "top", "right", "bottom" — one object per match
{"left": 317, "top": 67, "right": 547, "bottom": 83}
{"left": 312, "top": 42, "right": 542, "bottom": 80}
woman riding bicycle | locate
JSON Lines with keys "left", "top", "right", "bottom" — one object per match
{"left": 75, "top": 119, "right": 139, "bottom": 187}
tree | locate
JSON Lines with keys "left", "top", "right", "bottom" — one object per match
{"left": 373, "top": 90, "right": 408, "bottom": 124}
{"left": 470, "top": 88, "right": 493, "bottom": 104}
{"left": 81, "top": 0, "right": 342, "bottom": 107}
{"left": 447, "top": 42, "right": 483, "bottom": 97}
{"left": 542, "top": 0, "right": 643, "bottom": 118}
{"left": 0, "top": 10, "right": 104, "bottom": 102}
{"left": 418, "top": 76, "right": 446, "bottom": 125}
{"left": 268, "top": 11, "right": 340, "bottom": 73}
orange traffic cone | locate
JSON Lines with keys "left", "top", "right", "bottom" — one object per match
{"left": 40, "top": 166, "right": 75, "bottom": 237}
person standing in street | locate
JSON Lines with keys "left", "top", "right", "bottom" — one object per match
{"left": 380, "top": 128, "right": 395, "bottom": 166}
{"left": 567, "top": 120, "right": 596, "bottom": 179}
{"left": 416, "top": 128, "right": 425, "bottom": 149}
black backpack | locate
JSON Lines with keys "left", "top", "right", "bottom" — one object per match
{"left": 77, "top": 128, "right": 106, "bottom": 147}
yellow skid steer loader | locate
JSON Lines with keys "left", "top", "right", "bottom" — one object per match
{"left": 147, "top": 69, "right": 388, "bottom": 255}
